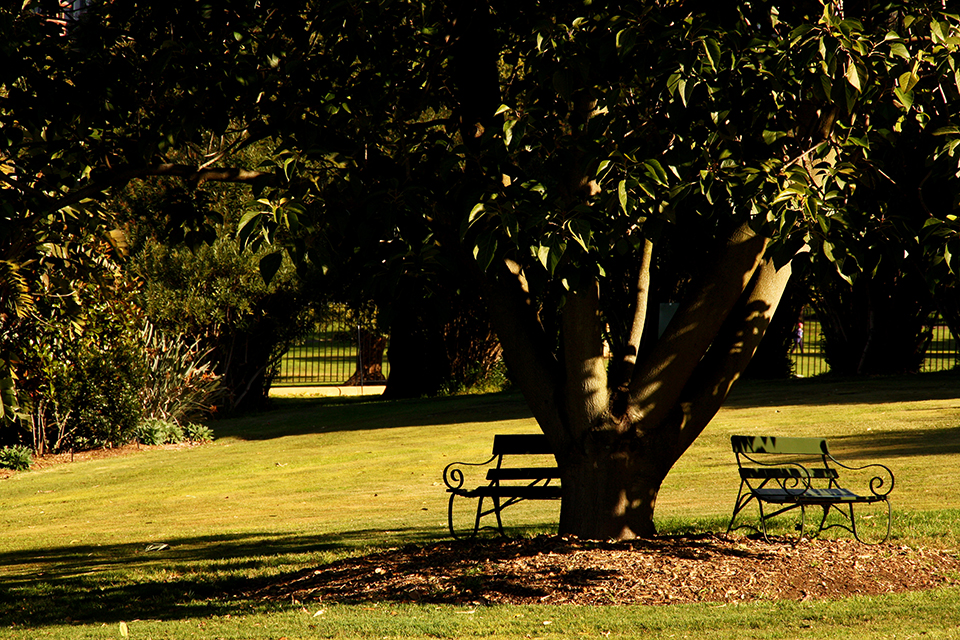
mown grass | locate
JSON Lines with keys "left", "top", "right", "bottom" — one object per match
{"left": 2, "top": 372, "right": 960, "bottom": 639}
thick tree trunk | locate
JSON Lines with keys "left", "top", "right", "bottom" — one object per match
{"left": 557, "top": 432, "right": 671, "bottom": 539}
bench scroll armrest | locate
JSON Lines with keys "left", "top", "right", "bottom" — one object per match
{"left": 443, "top": 454, "right": 498, "bottom": 494}
{"left": 828, "top": 457, "right": 895, "bottom": 498}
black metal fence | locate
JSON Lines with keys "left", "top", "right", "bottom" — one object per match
{"left": 790, "top": 316, "right": 958, "bottom": 378}
{"left": 277, "top": 308, "right": 956, "bottom": 385}
{"left": 275, "top": 304, "right": 389, "bottom": 386}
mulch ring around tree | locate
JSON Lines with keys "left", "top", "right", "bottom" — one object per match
{"left": 252, "top": 533, "right": 960, "bottom": 606}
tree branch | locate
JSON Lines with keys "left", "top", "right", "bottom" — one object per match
{"left": 672, "top": 250, "right": 796, "bottom": 454}
{"left": 617, "top": 237, "right": 654, "bottom": 388}
{"left": 625, "top": 221, "right": 768, "bottom": 430}
{"left": 562, "top": 278, "right": 610, "bottom": 435}
{"left": 477, "top": 258, "right": 569, "bottom": 450}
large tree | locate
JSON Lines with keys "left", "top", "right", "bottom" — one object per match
{"left": 3, "top": 1, "right": 960, "bottom": 538}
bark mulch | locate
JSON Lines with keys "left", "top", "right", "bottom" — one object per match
{"left": 252, "top": 533, "right": 960, "bottom": 606}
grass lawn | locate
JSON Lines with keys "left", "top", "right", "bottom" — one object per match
{"left": 2, "top": 371, "right": 960, "bottom": 639}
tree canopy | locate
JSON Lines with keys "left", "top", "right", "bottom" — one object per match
{"left": 3, "top": 0, "right": 960, "bottom": 537}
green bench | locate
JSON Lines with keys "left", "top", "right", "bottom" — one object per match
{"left": 442, "top": 434, "right": 560, "bottom": 538}
{"left": 727, "top": 435, "right": 894, "bottom": 544}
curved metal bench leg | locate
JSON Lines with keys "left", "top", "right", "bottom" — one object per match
{"left": 851, "top": 499, "right": 892, "bottom": 545}
{"left": 727, "top": 488, "right": 752, "bottom": 535}
{"left": 847, "top": 502, "right": 862, "bottom": 543}
{"left": 448, "top": 493, "right": 459, "bottom": 540}
{"left": 758, "top": 500, "right": 770, "bottom": 542}
{"left": 882, "top": 498, "right": 892, "bottom": 544}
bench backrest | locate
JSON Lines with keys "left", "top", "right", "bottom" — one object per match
{"left": 731, "top": 435, "right": 829, "bottom": 456}
{"left": 492, "top": 434, "right": 552, "bottom": 456}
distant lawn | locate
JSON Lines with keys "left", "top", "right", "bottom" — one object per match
{"left": 2, "top": 371, "right": 960, "bottom": 639}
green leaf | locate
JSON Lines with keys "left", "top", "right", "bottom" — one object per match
{"left": 547, "top": 242, "right": 565, "bottom": 275}
{"left": 666, "top": 72, "right": 682, "bottom": 96}
{"left": 618, "top": 180, "right": 629, "bottom": 213}
{"left": 536, "top": 245, "right": 551, "bottom": 270}
{"left": 237, "top": 209, "right": 263, "bottom": 238}
{"left": 567, "top": 219, "right": 592, "bottom": 251}
{"left": 596, "top": 160, "right": 612, "bottom": 179}
{"left": 259, "top": 251, "right": 284, "bottom": 284}
{"left": 616, "top": 27, "right": 637, "bottom": 55}
{"left": 503, "top": 119, "right": 517, "bottom": 147}
{"left": 703, "top": 37, "right": 721, "bottom": 72}
{"left": 889, "top": 42, "right": 910, "bottom": 60}
{"left": 931, "top": 126, "right": 960, "bottom": 136}
{"left": 468, "top": 202, "right": 485, "bottom": 222}
{"left": 473, "top": 233, "right": 498, "bottom": 272}
{"left": 931, "top": 19, "right": 945, "bottom": 44}
{"left": 643, "top": 160, "right": 669, "bottom": 186}
{"left": 894, "top": 87, "right": 914, "bottom": 110}
{"left": 681, "top": 79, "right": 696, "bottom": 107}
{"left": 947, "top": 239, "right": 960, "bottom": 274}
{"left": 898, "top": 71, "right": 919, "bottom": 92}
{"left": 845, "top": 61, "right": 862, "bottom": 92}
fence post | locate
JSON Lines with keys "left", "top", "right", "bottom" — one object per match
{"left": 357, "top": 324, "right": 364, "bottom": 395}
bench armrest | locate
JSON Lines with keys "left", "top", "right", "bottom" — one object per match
{"left": 828, "top": 457, "right": 895, "bottom": 498}
{"left": 443, "top": 454, "right": 498, "bottom": 493}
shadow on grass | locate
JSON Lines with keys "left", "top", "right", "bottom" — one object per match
{"left": 0, "top": 528, "right": 445, "bottom": 628}
{"left": 216, "top": 390, "right": 535, "bottom": 440}
{"left": 728, "top": 370, "right": 960, "bottom": 409}
{"left": 831, "top": 424, "right": 960, "bottom": 458}
{"left": 215, "top": 373, "right": 960, "bottom": 442}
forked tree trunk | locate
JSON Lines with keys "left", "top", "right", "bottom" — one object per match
{"left": 473, "top": 223, "right": 796, "bottom": 539}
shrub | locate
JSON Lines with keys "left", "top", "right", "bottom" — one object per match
{"left": 183, "top": 423, "right": 214, "bottom": 443}
{"left": 135, "top": 418, "right": 184, "bottom": 445}
{"left": 139, "top": 322, "right": 224, "bottom": 425}
{"left": 61, "top": 342, "right": 145, "bottom": 449}
{"left": 0, "top": 445, "right": 33, "bottom": 471}
{"left": 3, "top": 258, "right": 149, "bottom": 453}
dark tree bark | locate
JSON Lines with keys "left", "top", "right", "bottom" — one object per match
{"left": 344, "top": 329, "right": 387, "bottom": 385}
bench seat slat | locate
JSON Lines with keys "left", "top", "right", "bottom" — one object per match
{"left": 469, "top": 485, "right": 563, "bottom": 499}
{"left": 752, "top": 487, "right": 874, "bottom": 502}
{"left": 739, "top": 467, "right": 838, "bottom": 479}
{"left": 487, "top": 467, "right": 561, "bottom": 481}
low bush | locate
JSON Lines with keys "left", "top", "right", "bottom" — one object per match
{"left": 0, "top": 445, "right": 33, "bottom": 471}
{"left": 135, "top": 418, "right": 184, "bottom": 446}
{"left": 184, "top": 422, "right": 215, "bottom": 443}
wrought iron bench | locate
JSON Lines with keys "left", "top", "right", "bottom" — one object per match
{"left": 727, "top": 435, "right": 894, "bottom": 544}
{"left": 442, "top": 434, "right": 560, "bottom": 538}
